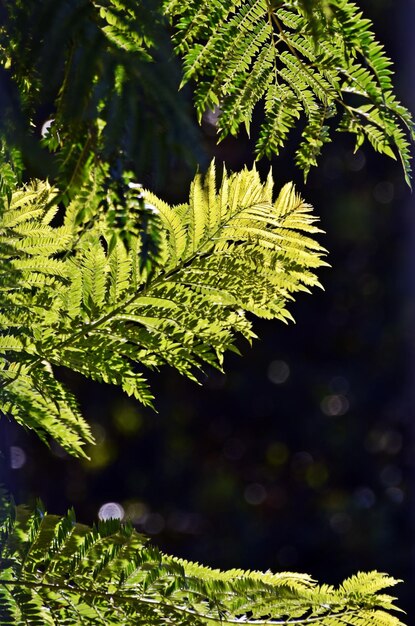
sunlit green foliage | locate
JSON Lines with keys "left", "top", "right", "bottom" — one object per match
{"left": 0, "top": 496, "right": 404, "bottom": 625}
{"left": 0, "top": 1, "right": 411, "bottom": 624}
{"left": 165, "top": 0, "right": 414, "bottom": 182}
{"left": 0, "top": 0, "right": 413, "bottom": 193}
{"left": 0, "top": 163, "right": 326, "bottom": 457}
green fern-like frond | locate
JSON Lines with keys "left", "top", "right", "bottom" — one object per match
{"left": 165, "top": 0, "right": 415, "bottom": 183}
{"left": 0, "top": 498, "right": 405, "bottom": 625}
{"left": 1, "top": 163, "right": 326, "bottom": 456}
{"left": 0, "top": 0, "right": 203, "bottom": 195}
{"left": 93, "top": 0, "right": 156, "bottom": 56}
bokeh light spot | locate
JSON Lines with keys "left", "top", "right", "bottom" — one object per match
{"left": 86, "top": 439, "right": 116, "bottom": 470}
{"left": 353, "top": 487, "right": 376, "bottom": 509}
{"left": 84, "top": 423, "right": 116, "bottom": 470}
{"left": 98, "top": 502, "right": 124, "bottom": 521}
{"left": 346, "top": 150, "right": 366, "bottom": 172}
{"left": 365, "top": 429, "right": 403, "bottom": 454}
{"left": 10, "top": 446, "right": 26, "bottom": 470}
{"left": 380, "top": 465, "right": 402, "bottom": 487}
{"left": 291, "top": 451, "right": 313, "bottom": 471}
{"left": 305, "top": 462, "right": 329, "bottom": 489}
{"left": 267, "top": 360, "right": 290, "bottom": 385}
{"left": 124, "top": 500, "right": 148, "bottom": 524}
{"left": 385, "top": 487, "right": 404, "bottom": 504}
{"left": 320, "top": 394, "right": 349, "bottom": 417}
{"left": 266, "top": 441, "right": 289, "bottom": 467}
{"left": 113, "top": 401, "right": 142, "bottom": 435}
{"left": 373, "top": 181, "right": 394, "bottom": 204}
{"left": 91, "top": 423, "right": 107, "bottom": 444}
{"left": 244, "top": 483, "right": 267, "bottom": 505}
{"left": 144, "top": 513, "right": 165, "bottom": 535}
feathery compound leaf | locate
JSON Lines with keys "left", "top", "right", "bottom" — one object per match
{"left": 93, "top": 0, "right": 156, "bottom": 56}
{"left": 1, "top": 164, "right": 325, "bottom": 456}
{"left": 0, "top": 498, "right": 405, "bottom": 625}
{"left": 165, "top": 0, "right": 415, "bottom": 183}
{"left": 1, "top": 0, "right": 204, "bottom": 197}
{"left": 0, "top": 362, "right": 94, "bottom": 458}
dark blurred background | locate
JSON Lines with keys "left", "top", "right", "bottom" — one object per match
{"left": 2, "top": 0, "right": 415, "bottom": 618}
